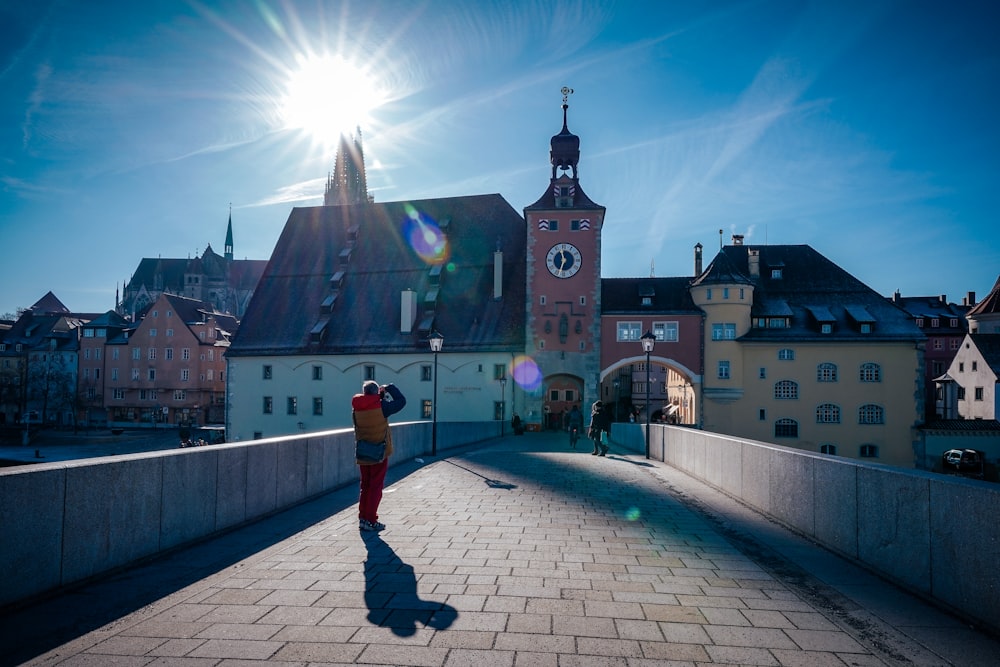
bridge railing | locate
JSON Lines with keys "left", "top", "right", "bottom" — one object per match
{"left": 0, "top": 420, "right": 499, "bottom": 610}
{"left": 612, "top": 422, "right": 1000, "bottom": 636}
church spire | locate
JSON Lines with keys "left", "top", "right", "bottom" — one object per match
{"left": 549, "top": 87, "right": 580, "bottom": 180}
{"left": 324, "top": 127, "right": 371, "bottom": 206}
{"left": 224, "top": 204, "right": 234, "bottom": 262}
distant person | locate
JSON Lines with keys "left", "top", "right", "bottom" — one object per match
{"left": 588, "top": 400, "right": 611, "bottom": 456}
{"left": 352, "top": 381, "right": 406, "bottom": 532}
{"left": 567, "top": 405, "right": 583, "bottom": 449}
{"left": 511, "top": 413, "right": 524, "bottom": 435}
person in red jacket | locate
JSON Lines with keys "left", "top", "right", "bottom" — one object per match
{"left": 352, "top": 380, "right": 407, "bottom": 532}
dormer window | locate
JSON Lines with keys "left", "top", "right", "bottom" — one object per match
{"left": 641, "top": 297, "right": 652, "bottom": 306}
{"left": 916, "top": 318, "right": 924, "bottom": 327}
{"left": 771, "top": 268, "right": 783, "bottom": 279}
{"left": 931, "top": 318, "right": 940, "bottom": 328}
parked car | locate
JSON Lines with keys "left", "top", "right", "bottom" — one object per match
{"left": 941, "top": 449, "right": 985, "bottom": 479}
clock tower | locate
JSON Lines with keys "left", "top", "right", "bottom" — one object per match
{"left": 522, "top": 88, "right": 605, "bottom": 431}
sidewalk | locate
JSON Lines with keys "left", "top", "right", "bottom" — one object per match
{"left": 3, "top": 432, "right": 998, "bottom": 666}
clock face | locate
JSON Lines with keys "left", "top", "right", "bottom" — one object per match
{"left": 546, "top": 243, "right": 582, "bottom": 279}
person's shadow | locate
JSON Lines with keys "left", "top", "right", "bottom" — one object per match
{"left": 363, "top": 533, "right": 457, "bottom": 636}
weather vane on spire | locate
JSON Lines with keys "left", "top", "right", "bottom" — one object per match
{"left": 561, "top": 86, "right": 574, "bottom": 104}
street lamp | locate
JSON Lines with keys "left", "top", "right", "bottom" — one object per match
{"left": 498, "top": 376, "right": 507, "bottom": 436}
{"left": 640, "top": 330, "right": 656, "bottom": 459}
{"left": 429, "top": 331, "right": 444, "bottom": 456}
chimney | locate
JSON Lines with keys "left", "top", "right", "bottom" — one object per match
{"left": 493, "top": 250, "right": 503, "bottom": 300}
{"left": 748, "top": 248, "right": 760, "bottom": 277}
{"left": 694, "top": 243, "right": 703, "bottom": 277}
{"left": 939, "top": 294, "right": 947, "bottom": 305}
{"left": 964, "top": 291, "right": 976, "bottom": 307}
{"left": 732, "top": 234, "right": 744, "bottom": 246}
{"left": 400, "top": 289, "right": 417, "bottom": 333}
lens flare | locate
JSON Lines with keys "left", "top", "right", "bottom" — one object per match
{"left": 625, "top": 507, "right": 641, "bottom": 522}
{"left": 510, "top": 355, "right": 543, "bottom": 392}
{"left": 402, "top": 204, "right": 449, "bottom": 265}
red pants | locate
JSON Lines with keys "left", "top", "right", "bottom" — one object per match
{"left": 359, "top": 458, "right": 388, "bottom": 523}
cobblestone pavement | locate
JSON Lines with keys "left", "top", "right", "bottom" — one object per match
{"left": 3, "top": 433, "right": 998, "bottom": 666}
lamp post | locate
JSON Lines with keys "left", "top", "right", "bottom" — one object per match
{"left": 498, "top": 376, "right": 507, "bottom": 436}
{"left": 640, "top": 330, "right": 656, "bottom": 459}
{"left": 429, "top": 331, "right": 444, "bottom": 456}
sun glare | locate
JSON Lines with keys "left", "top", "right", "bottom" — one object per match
{"left": 280, "top": 54, "right": 384, "bottom": 146}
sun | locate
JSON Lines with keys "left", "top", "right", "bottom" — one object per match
{"left": 280, "top": 54, "right": 384, "bottom": 147}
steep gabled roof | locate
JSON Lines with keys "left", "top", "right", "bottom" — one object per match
{"left": 691, "top": 251, "right": 753, "bottom": 287}
{"left": 30, "top": 291, "right": 70, "bottom": 314}
{"left": 230, "top": 194, "right": 527, "bottom": 356}
{"left": 601, "top": 277, "right": 699, "bottom": 314}
{"left": 967, "top": 275, "right": 1000, "bottom": 317}
{"left": 970, "top": 333, "right": 1000, "bottom": 374}
{"left": 716, "top": 244, "right": 922, "bottom": 342}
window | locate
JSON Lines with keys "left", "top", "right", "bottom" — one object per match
{"left": 758, "top": 409, "right": 766, "bottom": 421}
{"left": 163, "top": 348, "right": 172, "bottom": 360}
{"left": 182, "top": 348, "right": 190, "bottom": 361}
{"left": 706, "top": 288, "right": 712, "bottom": 300}
{"left": 820, "top": 444, "right": 837, "bottom": 455}
{"left": 181, "top": 369, "right": 189, "bottom": 381}
{"left": 113, "top": 348, "right": 119, "bottom": 360}
{"left": 365, "top": 365, "right": 376, "bottom": 381}
{"left": 774, "top": 418, "right": 798, "bottom": 438}
{"left": 312, "top": 365, "right": 322, "bottom": 380}
{"left": 950, "top": 338, "right": 960, "bottom": 350}
{"left": 778, "top": 348, "right": 794, "bottom": 361}
{"left": 166, "top": 328, "right": 174, "bottom": 337}
{"left": 817, "top": 363, "right": 838, "bottom": 382}
{"left": 263, "top": 364, "right": 272, "bottom": 379}
{"left": 263, "top": 396, "right": 273, "bottom": 414}
{"left": 617, "top": 321, "right": 642, "bottom": 342}
{"left": 859, "top": 363, "right": 881, "bottom": 382}
{"left": 540, "top": 295, "right": 546, "bottom": 305}
{"left": 958, "top": 362, "right": 965, "bottom": 373}
{"left": 771, "top": 268, "right": 783, "bottom": 279}
{"left": 723, "top": 288, "right": 730, "bottom": 300}
{"left": 84, "top": 329, "right": 94, "bottom": 338}
{"left": 112, "top": 368, "right": 119, "bottom": 381}
{"left": 565, "top": 390, "right": 575, "bottom": 403}
{"left": 548, "top": 219, "right": 560, "bottom": 230}
{"left": 133, "top": 347, "right": 141, "bottom": 360}
{"left": 816, "top": 404, "right": 840, "bottom": 423}
{"left": 653, "top": 321, "right": 678, "bottom": 342}
{"left": 95, "top": 368, "right": 100, "bottom": 380}
{"left": 974, "top": 387, "right": 984, "bottom": 401}
{"left": 313, "top": 397, "right": 323, "bottom": 415}
{"left": 860, "top": 444, "right": 879, "bottom": 458}
{"left": 950, "top": 318, "right": 958, "bottom": 327}
{"left": 739, "top": 288, "right": 745, "bottom": 300}
{"left": 207, "top": 369, "right": 213, "bottom": 380}
{"left": 860, "top": 323, "right": 872, "bottom": 334}
{"left": 132, "top": 368, "right": 140, "bottom": 380}
{"left": 113, "top": 388, "right": 125, "bottom": 400}
{"left": 421, "top": 365, "right": 432, "bottom": 381}
{"left": 931, "top": 318, "right": 940, "bottom": 328}
{"left": 579, "top": 296, "right": 586, "bottom": 306}
{"left": 821, "top": 324, "right": 832, "bottom": 334}
{"left": 174, "top": 390, "right": 186, "bottom": 401}
{"left": 422, "top": 399, "right": 432, "bottom": 418}
{"left": 774, "top": 380, "right": 798, "bottom": 399}
{"left": 958, "top": 387, "right": 966, "bottom": 400}
{"left": 933, "top": 339, "right": 943, "bottom": 350}
{"left": 147, "top": 369, "right": 156, "bottom": 381}
{"left": 149, "top": 328, "right": 157, "bottom": 337}
{"left": 972, "top": 361, "right": 978, "bottom": 371}
{"left": 717, "top": 360, "right": 730, "bottom": 379}
{"left": 550, "top": 389, "right": 560, "bottom": 401}
{"left": 916, "top": 318, "right": 924, "bottom": 328}
{"left": 494, "top": 364, "right": 507, "bottom": 380}
{"left": 287, "top": 397, "right": 298, "bottom": 415}
{"left": 208, "top": 350, "right": 214, "bottom": 361}
{"left": 712, "top": 323, "right": 736, "bottom": 340}
{"left": 858, "top": 404, "right": 884, "bottom": 424}
{"left": 759, "top": 367, "right": 767, "bottom": 379}
{"left": 148, "top": 347, "right": 156, "bottom": 360}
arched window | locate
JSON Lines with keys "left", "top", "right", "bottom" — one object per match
{"left": 859, "top": 362, "right": 881, "bottom": 382}
{"left": 774, "top": 380, "right": 798, "bottom": 399}
{"left": 820, "top": 444, "right": 837, "bottom": 455}
{"left": 859, "top": 444, "right": 879, "bottom": 458}
{"left": 774, "top": 418, "right": 798, "bottom": 438}
{"left": 817, "top": 363, "right": 838, "bottom": 382}
{"left": 816, "top": 404, "right": 840, "bottom": 423}
{"left": 858, "top": 404, "right": 884, "bottom": 424}
{"left": 778, "top": 348, "right": 794, "bottom": 361}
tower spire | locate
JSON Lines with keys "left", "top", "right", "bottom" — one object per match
{"left": 224, "top": 204, "right": 234, "bottom": 262}
{"left": 325, "top": 127, "right": 371, "bottom": 206}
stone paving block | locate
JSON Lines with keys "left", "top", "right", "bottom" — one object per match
{"left": 195, "top": 622, "right": 282, "bottom": 640}
{"left": 784, "top": 628, "right": 867, "bottom": 653}
{"left": 355, "top": 643, "right": 449, "bottom": 666}
{"left": 583, "top": 600, "right": 645, "bottom": 619}
{"left": 642, "top": 603, "right": 706, "bottom": 624}
{"left": 187, "top": 638, "right": 284, "bottom": 660}
{"left": 256, "top": 605, "right": 332, "bottom": 625}
{"left": 428, "top": 629, "right": 498, "bottom": 649}
{"left": 704, "top": 644, "right": 780, "bottom": 665}
{"left": 493, "top": 632, "right": 576, "bottom": 653}
{"left": 638, "top": 640, "right": 711, "bottom": 662}
{"left": 505, "top": 612, "right": 552, "bottom": 634}
{"left": 704, "top": 625, "right": 798, "bottom": 649}
{"left": 658, "top": 621, "right": 712, "bottom": 644}
{"left": 85, "top": 635, "right": 168, "bottom": 656}
{"left": 123, "top": 620, "right": 214, "bottom": 639}
{"left": 146, "top": 638, "right": 207, "bottom": 657}
{"left": 513, "top": 650, "right": 558, "bottom": 667}
{"left": 268, "top": 640, "right": 364, "bottom": 663}
{"left": 575, "top": 636, "right": 644, "bottom": 657}
{"left": 269, "top": 624, "right": 356, "bottom": 642}
{"left": 552, "top": 615, "right": 617, "bottom": 638}
{"left": 443, "top": 648, "right": 516, "bottom": 666}
{"left": 768, "top": 648, "right": 849, "bottom": 666}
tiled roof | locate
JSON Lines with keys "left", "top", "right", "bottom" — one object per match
{"left": 970, "top": 333, "right": 1000, "bottom": 372}
{"left": 691, "top": 251, "right": 752, "bottom": 287}
{"left": 230, "top": 194, "right": 526, "bottom": 356}
{"left": 967, "top": 275, "right": 1000, "bottom": 317}
{"left": 920, "top": 419, "right": 1000, "bottom": 433}
{"left": 601, "top": 277, "right": 698, "bottom": 313}
{"left": 717, "top": 245, "right": 922, "bottom": 342}
{"left": 524, "top": 177, "right": 603, "bottom": 211}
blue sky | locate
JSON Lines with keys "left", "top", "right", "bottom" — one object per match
{"left": 2, "top": 0, "right": 998, "bottom": 317}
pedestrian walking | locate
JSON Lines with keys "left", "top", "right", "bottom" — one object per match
{"left": 588, "top": 400, "right": 611, "bottom": 456}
